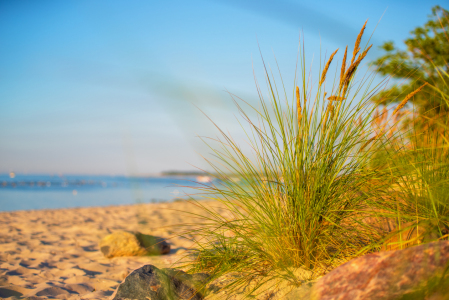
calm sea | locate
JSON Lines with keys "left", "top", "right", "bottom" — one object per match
{"left": 0, "top": 174, "right": 211, "bottom": 212}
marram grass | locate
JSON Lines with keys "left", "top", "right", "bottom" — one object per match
{"left": 181, "top": 23, "right": 413, "bottom": 297}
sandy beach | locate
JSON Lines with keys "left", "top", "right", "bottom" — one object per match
{"left": 0, "top": 200, "right": 221, "bottom": 299}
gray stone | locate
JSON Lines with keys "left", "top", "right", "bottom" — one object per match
{"left": 111, "top": 264, "right": 209, "bottom": 300}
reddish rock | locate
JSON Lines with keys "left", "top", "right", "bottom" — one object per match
{"left": 309, "top": 241, "right": 449, "bottom": 300}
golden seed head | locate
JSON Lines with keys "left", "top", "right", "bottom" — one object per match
{"left": 340, "top": 44, "right": 372, "bottom": 94}
{"left": 351, "top": 20, "right": 368, "bottom": 66}
{"left": 296, "top": 86, "right": 302, "bottom": 124}
{"left": 320, "top": 49, "right": 339, "bottom": 86}
{"left": 296, "top": 86, "right": 301, "bottom": 107}
{"left": 392, "top": 83, "right": 428, "bottom": 115}
{"left": 329, "top": 103, "right": 335, "bottom": 120}
{"left": 328, "top": 96, "right": 346, "bottom": 101}
{"left": 339, "top": 46, "right": 348, "bottom": 88}
{"left": 357, "top": 44, "right": 372, "bottom": 63}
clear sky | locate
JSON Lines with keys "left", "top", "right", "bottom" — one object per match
{"left": 0, "top": 0, "right": 443, "bottom": 175}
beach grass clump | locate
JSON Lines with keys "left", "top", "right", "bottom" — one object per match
{"left": 371, "top": 65, "right": 449, "bottom": 250}
{"left": 366, "top": 12, "right": 449, "bottom": 247}
{"left": 185, "top": 23, "right": 391, "bottom": 296}
{"left": 362, "top": 8, "right": 449, "bottom": 247}
{"left": 370, "top": 114, "right": 449, "bottom": 251}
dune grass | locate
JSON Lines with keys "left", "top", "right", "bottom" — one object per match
{"left": 181, "top": 21, "right": 449, "bottom": 297}
{"left": 369, "top": 57, "right": 449, "bottom": 251}
{"left": 181, "top": 23, "right": 390, "bottom": 295}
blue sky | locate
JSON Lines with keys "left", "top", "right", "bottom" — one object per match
{"left": 0, "top": 0, "right": 443, "bottom": 175}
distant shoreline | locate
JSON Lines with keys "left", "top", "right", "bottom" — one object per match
{"left": 0, "top": 174, "right": 214, "bottom": 212}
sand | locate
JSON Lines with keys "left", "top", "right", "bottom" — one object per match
{"left": 0, "top": 200, "right": 222, "bottom": 299}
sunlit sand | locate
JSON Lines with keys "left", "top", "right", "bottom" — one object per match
{"left": 0, "top": 200, "right": 219, "bottom": 299}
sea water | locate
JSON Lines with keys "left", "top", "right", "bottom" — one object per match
{"left": 0, "top": 174, "right": 210, "bottom": 212}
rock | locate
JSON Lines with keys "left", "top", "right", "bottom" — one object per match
{"left": 134, "top": 232, "right": 171, "bottom": 255}
{"left": 100, "top": 231, "right": 146, "bottom": 258}
{"left": 111, "top": 264, "right": 209, "bottom": 300}
{"left": 99, "top": 231, "right": 170, "bottom": 258}
{"left": 309, "top": 241, "right": 449, "bottom": 300}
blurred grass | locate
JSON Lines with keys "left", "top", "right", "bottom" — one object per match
{"left": 370, "top": 37, "right": 449, "bottom": 252}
